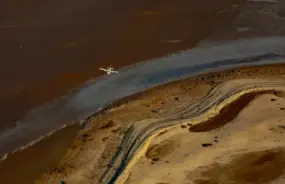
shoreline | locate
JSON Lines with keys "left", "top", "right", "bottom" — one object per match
{"left": 0, "top": 0, "right": 246, "bottom": 130}
{"left": 1, "top": 36, "right": 285, "bottom": 158}
{"left": 1, "top": 63, "right": 284, "bottom": 184}
{"left": 43, "top": 63, "right": 285, "bottom": 184}
{"left": 1, "top": 62, "right": 285, "bottom": 160}
{"left": 0, "top": 123, "right": 80, "bottom": 184}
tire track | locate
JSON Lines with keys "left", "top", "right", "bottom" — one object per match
{"left": 97, "top": 78, "right": 285, "bottom": 184}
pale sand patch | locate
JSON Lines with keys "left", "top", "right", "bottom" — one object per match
{"left": 114, "top": 80, "right": 285, "bottom": 184}
{"left": 125, "top": 93, "right": 285, "bottom": 184}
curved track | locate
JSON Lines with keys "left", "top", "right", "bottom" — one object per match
{"left": 97, "top": 78, "right": 285, "bottom": 184}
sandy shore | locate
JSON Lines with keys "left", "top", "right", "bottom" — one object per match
{"left": 24, "top": 63, "right": 285, "bottom": 184}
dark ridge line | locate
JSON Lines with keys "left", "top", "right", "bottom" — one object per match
{"left": 98, "top": 125, "right": 135, "bottom": 183}
{"left": 189, "top": 90, "right": 276, "bottom": 132}
{"left": 104, "top": 121, "right": 172, "bottom": 184}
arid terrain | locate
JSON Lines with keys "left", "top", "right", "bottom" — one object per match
{"left": 31, "top": 64, "right": 285, "bottom": 184}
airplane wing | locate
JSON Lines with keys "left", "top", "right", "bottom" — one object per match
{"left": 99, "top": 68, "right": 108, "bottom": 71}
{"left": 99, "top": 67, "right": 119, "bottom": 74}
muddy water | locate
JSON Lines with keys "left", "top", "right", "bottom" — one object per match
{"left": 0, "top": 0, "right": 245, "bottom": 129}
{"left": 0, "top": 123, "right": 80, "bottom": 184}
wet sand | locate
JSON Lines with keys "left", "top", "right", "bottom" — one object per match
{"left": 0, "top": 0, "right": 244, "bottom": 129}
{"left": 0, "top": 124, "right": 80, "bottom": 184}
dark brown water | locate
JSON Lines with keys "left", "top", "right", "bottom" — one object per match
{"left": 0, "top": 123, "right": 80, "bottom": 184}
{"left": 0, "top": 0, "right": 245, "bottom": 129}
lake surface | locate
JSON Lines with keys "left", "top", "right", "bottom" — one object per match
{"left": 0, "top": 0, "right": 245, "bottom": 129}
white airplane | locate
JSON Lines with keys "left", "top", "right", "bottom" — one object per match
{"left": 99, "top": 66, "right": 119, "bottom": 75}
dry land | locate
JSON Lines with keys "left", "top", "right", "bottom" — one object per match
{"left": 29, "top": 64, "right": 285, "bottom": 184}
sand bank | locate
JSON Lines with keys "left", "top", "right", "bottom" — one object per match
{"left": 32, "top": 63, "right": 285, "bottom": 184}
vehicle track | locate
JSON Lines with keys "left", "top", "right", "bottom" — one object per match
{"left": 96, "top": 78, "right": 285, "bottom": 184}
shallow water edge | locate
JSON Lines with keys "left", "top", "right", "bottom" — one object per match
{"left": 1, "top": 36, "right": 285, "bottom": 157}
